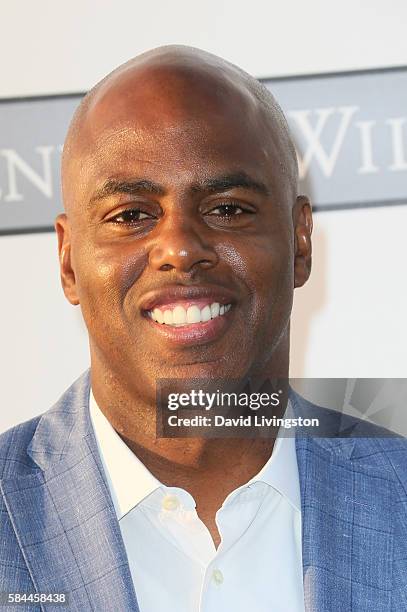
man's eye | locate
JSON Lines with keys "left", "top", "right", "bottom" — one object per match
{"left": 109, "top": 209, "right": 153, "bottom": 224}
{"left": 206, "top": 203, "right": 247, "bottom": 217}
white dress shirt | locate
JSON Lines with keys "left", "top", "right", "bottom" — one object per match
{"left": 90, "top": 390, "right": 305, "bottom": 612}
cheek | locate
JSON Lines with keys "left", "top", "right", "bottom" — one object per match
{"left": 73, "top": 239, "right": 148, "bottom": 321}
{"left": 216, "top": 233, "right": 294, "bottom": 307}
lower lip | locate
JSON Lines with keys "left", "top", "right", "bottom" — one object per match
{"left": 143, "top": 309, "right": 233, "bottom": 345}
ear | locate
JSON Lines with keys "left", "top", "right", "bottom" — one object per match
{"left": 293, "top": 195, "right": 313, "bottom": 288}
{"left": 54, "top": 213, "right": 80, "bottom": 305}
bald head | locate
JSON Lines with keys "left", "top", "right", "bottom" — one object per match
{"left": 61, "top": 45, "right": 298, "bottom": 213}
{"left": 55, "top": 44, "right": 312, "bottom": 396}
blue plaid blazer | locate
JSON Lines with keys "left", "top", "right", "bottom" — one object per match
{"left": 1, "top": 369, "right": 407, "bottom": 611}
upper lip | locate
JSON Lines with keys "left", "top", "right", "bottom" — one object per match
{"left": 138, "top": 284, "right": 237, "bottom": 312}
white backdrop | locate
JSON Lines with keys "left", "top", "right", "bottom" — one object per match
{"left": 1, "top": 0, "right": 407, "bottom": 432}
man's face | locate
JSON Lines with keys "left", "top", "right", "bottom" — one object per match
{"left": 58, "top": 66, "right": 309, "bottom": 401}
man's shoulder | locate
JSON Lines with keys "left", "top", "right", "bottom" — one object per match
{"left": 291, "top": 388, "right": 407, "bottom": 478}
{"left": 0, "top": 416, "right": 42, "bottom": 479}
{"left": 0, "top": 369, "right": 92, "bottom": 480}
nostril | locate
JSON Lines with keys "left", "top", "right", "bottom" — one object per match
{"left": 159, "top": 263, "right": 175, "bottom": 271}
{"left": 158, "top": 259, "right": 215, "bottom": 272}
{"left": 199, "top": 259, "right": 215, "bottom": 269}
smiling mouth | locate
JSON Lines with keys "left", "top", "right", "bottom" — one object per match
{"left": 146, "top": 301, "right": 232, "bottom": 327}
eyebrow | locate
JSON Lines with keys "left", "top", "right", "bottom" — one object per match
{"left": 89, "top": 178, "right": 165, "bottom": 206}
{"left": 89, "top": 171, "right": 271, "bottom": 207}
{"left": 191, "top": 172, "right": 271, "bottom": 197}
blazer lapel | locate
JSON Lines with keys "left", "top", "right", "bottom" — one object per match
{"left": 0, "top": 370, "right": 139, "bottom": 612}
{"left": 296, "top": 434, "right": 394, "bottom": 612}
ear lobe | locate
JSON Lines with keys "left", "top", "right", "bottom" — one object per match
{"left": 54, "top": 213, "right": 80, "bottom": 305}
{"left": 293, "top": 195, "right": 313, "bottom": 288}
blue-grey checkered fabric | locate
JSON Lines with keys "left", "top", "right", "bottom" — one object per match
{"left": 1, "top": 369, "right": 407, "bottom": 611}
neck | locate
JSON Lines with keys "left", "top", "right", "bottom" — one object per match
{"left": 90, "top": 332, "right": 290, "bottom": 546}
{"left": 89, "top": 332, "right": 290, "bottom": 477}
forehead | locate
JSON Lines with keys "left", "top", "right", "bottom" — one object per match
{"left": 66, "top": 64, "right": 286, "bottom": 198}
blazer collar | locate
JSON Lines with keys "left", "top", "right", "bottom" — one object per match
{"left": 26, "top": 369, "right": 93, "bottom": 470}
{"left": 291, "top": 390, "right": 396, "bottom": 611}
{"left": 1, "top": 369, "right": 140, "bottom": 612}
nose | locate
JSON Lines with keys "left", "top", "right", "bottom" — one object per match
{"left": 149, "top": 214, "right": 218, "bottom": 273}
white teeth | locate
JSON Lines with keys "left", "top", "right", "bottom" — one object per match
{"left": 153, "top": 308, "right": 164, "bottom": 324}
{"left": 210, "top": 302, "right": 220, "bottom": 318}
{"left": 187, "top": 305, "right": 201, "bottom": 324}
{"left": 149, "top": 301, "right": 231, "bottom": 326}
{"left": 201, "top": 305, "right": 211, "bottom": 322}
{"left": 163, "top": 309, "right": 173, "bottom": 325}
{"left": 173, "top": 305, "right": 187, "bottom": 325}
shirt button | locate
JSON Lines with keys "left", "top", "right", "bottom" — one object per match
{"left": 212, "top": 569, "right": 224, "bottom": 585}
{"left": 162, "top": 495, "right": 180, "bottom": 511}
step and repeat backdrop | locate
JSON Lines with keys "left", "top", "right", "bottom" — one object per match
{"left": 1, "top": 67, "right": 407, "bottom": 233}
{"left": 1, "top": 67, "right": 407, "bottom": 432}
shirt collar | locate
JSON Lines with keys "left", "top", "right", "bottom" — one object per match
{"left": 90, "top": 391, "right": 301, "bottom": 519}
{"left": 248, "top": 428, "right": 301, "bottom": 512}
{"left": 89, "top": 389, "right": 161, "bottom": 519}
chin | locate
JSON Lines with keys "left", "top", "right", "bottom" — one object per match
{"left": 157, "top": 357, "right": 248, "bottom": 383}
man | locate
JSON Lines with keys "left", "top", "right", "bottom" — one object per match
{"left": 0, "top": 45, "right": 406, "bottom": 611}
